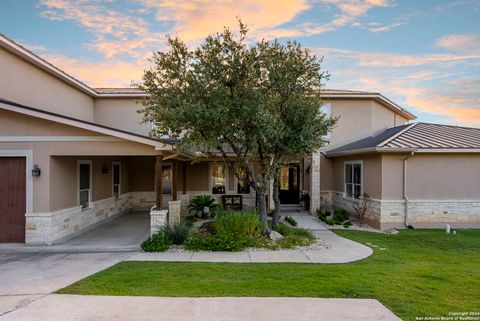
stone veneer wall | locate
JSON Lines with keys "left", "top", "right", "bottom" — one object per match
{"left": 26, "top": 191, "right": 154, "bottom": 245}
{"left": 321, "top": 190, "right": 480, "bottom": 230}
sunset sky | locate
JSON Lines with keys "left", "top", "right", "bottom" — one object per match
{"left": 0, "top": 0, "right": 479, "bottom": 126}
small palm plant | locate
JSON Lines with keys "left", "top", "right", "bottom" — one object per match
{"left": 188, "top": 195, "right": 219, "bottom": 219}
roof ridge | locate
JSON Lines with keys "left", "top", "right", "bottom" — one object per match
{"left": 417, "top": 121, "right": 480, "bottom": 131}
{"left": 377, "top": 122, "right": 419, "bottom": 147}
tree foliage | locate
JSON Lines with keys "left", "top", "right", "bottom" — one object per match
{"left": 139, "top": 22, "right": 335, "bottom": 234}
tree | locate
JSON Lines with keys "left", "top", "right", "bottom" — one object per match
{"left": 138, "top": 22, "right": 335, "bottom": 235}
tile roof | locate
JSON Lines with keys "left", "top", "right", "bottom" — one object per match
{"left": 325, "top": 122, "right": 480, "bottom": 156}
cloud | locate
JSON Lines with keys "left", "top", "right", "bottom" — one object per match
{"left": 45, "top": 55, "right": 147, "bottom": 88}
{"left": 435, "top": 33, "right": 480, "bottom": 55}
{"left": 367, "top": 22, "right": 402, "bottom": 32}
{"left": 38, "top": 0, "right": 164, "bottom": 58}
{"left": 315, "top": 47, "right": 480, "bottom": 67}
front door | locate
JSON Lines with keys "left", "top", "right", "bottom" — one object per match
{"left": 0, "top": 157, "right": 26, "bottom": 243}
{"left": 279, "top": 164, "right": 300, "bottom": 204}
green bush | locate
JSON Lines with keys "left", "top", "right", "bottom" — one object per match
{"left": 343, "top": 221, "right": 352, "bottom": 228}
{"left": 333, "top": 208, "right": 349, "bottom": 223}
{"left": 185, "top": 232, "right": 256, "bottom": 251}
{"left": 324, "top": 217, "right": 335, "bottom": 226}
{"left": 183, "top": 215, "right": 196, "bottom": 228}
{"left": 214, "top": 210, "right": 261, "bottom": 236}
{"left": 317, "top": 209, "right": 328, "bottom": 222}
{"left": 161, "top": 221, "right": 191, "bottom": 245}
{"left": 284, "top": 215, "right": 298, "bottom": 226}
{"left": 141, "top": 232, "right": 170, "bottom": 252}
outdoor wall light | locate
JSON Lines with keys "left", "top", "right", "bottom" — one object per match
{"left": 31, "top": 164, "right": 41, "bottom": 177}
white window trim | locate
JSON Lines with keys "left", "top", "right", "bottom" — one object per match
{"left": 343, "top": 160, "right": 364, "bottom": 200}
{"left": 0, "top": 150, "right": 33, "bottom": 214}
{"left": 209, "top": 162, "right": 228, "bottom": 195}
{"left": 77, "top": 160, "right": 93, "bottom": 210}
{"left": 112, "top": 161, "right": 121, "bottom": 199}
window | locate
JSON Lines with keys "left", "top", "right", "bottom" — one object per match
{"left": 344, "top": 161, "right": 362, "bottom": 199}
{"left": 112, "top": 162, "right": 121, "bottom": 200}
{"left": 78, "top": 160, "right": 92, "bottom": 209}
{"left": 236, "top": 170, "right": 250, "bottom": 194}
{"left": 320, "top": 103, "right": 332, "bottom": 139}
{"left": 211, "top": 163, "right": 226, "bottom": 194}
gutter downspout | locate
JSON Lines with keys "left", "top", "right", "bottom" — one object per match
{"left": 403, "top": 151, "right": 415, "bottom": 228}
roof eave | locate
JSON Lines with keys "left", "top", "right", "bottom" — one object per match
{"left": 323, "top": 93, "right": 417, "bottom": 120}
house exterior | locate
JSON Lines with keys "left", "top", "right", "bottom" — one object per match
{"left": 1, "top": 35, "right": 479, "bottom": 244}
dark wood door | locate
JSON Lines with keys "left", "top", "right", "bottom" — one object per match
{"left": 279, "top": 164, "right": 300, "bottom": 204}
{"left": 0, "top": 157, "right": 26, "bottom": 243}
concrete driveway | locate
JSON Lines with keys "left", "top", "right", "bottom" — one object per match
{"left": 0, "top": 211, "right": 150, "bottom": 254}
{"left": 0, "top": 252, "right": 134, "bottom": 316}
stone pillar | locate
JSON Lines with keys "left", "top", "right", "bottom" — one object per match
{"left": 150, "top": 207, "right": 167, "bottom": 237}
{"left": 179, "top": 194, "right": 190, "bottom": 217}
{"left": 168, "top": 200, "right": 181, "bottom": 225}
{"left": 310, "top": 149, "right": 321, "bottom": 215}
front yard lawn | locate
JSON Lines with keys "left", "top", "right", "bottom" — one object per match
{"left": 58, "top": 229, "right": 480, "bottom": 321}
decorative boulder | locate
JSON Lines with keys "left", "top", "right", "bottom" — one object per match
{"left": 385, "top": 228, "right": 399, "bottom": 235}
{"left": 269, "top": 230, "right": 284, "bottom": 241}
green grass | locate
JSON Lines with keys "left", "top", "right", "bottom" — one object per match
{"left": 57, "top": 230, "right": 480, "bottom": 321}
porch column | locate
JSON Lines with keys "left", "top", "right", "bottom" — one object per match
{"left": 172, "top": 160, "right": 178, "bottom": 201}
{"left": 310, "top": 149, "right": 321, "bottom": 214}
{"left": 182, "top": 162, "right": 187, "bottom": 194}
{"left": 155, "top": 155, "right": 163, "bottom": 209}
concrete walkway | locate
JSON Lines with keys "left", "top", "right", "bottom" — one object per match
{"left": 0, "top": 295, "right": 402, "bottom": 321}
{"left": 128, "top": 210, "right": 373, "bottom": 263}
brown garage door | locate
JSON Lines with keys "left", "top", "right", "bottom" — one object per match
{"left": 0, "top": 157, "right": 26, "bottom": 243}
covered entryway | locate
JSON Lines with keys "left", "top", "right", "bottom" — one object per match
{"left": 279, "top": 164, "right": 300, "bottom": 204}
{"left": 0, "top": 157, "right": 26, "bottom": 243}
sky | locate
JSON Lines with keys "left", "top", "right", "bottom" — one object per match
{"left": 0, "top": 0, "right": 479, "bottom": 126}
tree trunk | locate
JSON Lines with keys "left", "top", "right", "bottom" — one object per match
{"left": 272, "top": 171, "right": 281, "bottom": 229}
{"left": 257, "top": 189, "right": 270, "bottom": 236}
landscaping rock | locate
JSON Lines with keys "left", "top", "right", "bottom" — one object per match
{"left": 269, "top": 230, "right": 284, "bottom": 241}
{"left": 385, "top": 228, "right": 399, "bottom": 235}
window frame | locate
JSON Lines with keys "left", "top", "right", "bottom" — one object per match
{"left": 343, "top": 160, "right": 363, "bottom": 199}
{"left": 112, "top": 161, "right": 121, "bottom": 200}
{"left": 209, "top": 162, "right": 228, "bottom": 195}
{"left": 77, "top": 160, "right": 92, "bottom": 210}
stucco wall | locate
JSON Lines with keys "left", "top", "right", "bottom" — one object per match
{"left": 328, "top": 154, "right": 382, "bottom": 199}
{"left": 382, "top": 153, "right": 480, "bottom": 200}
{"left": 0, "top": 47, "right": 94, "bottom": 121}
{"left": 326, "top": 99, "right": 409, "bottom": 149}
{"left": 94, "top": 98, "right": 150, "bottom": 136}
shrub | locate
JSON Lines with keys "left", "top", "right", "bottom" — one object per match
{"left": 343, "top": 221, "right": 352, "bottom": 228}
{"left": 273, "top": 223, "right": 315, "bottom": 249}
{"left": 183, "top": 215, "right": 196, "bottom": 228}
{"left": 188, "top": 195, "right": 218, "bottom": 218}
{"left": 317, "top": 209, "right": 328, "bottom": 222}
{"left": 333, "top": 208, "right": 349, "bottom": 224}
{"left": 161, "top": 221, "right": 191, "bottom": 245}
{"left": 185, "top": 232, "right": 256, "bottom": 252}
{"left": 214, "top": 210, "right": 261, "bottom": 236}
{"left": 141, "top": 232, "right": 170, "bottom": 252}
{"left": 324, "top": 217, "right": 335, "bottom": 226}
{"left": 284, "top": 215, "right": 298, "bottom": 226}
